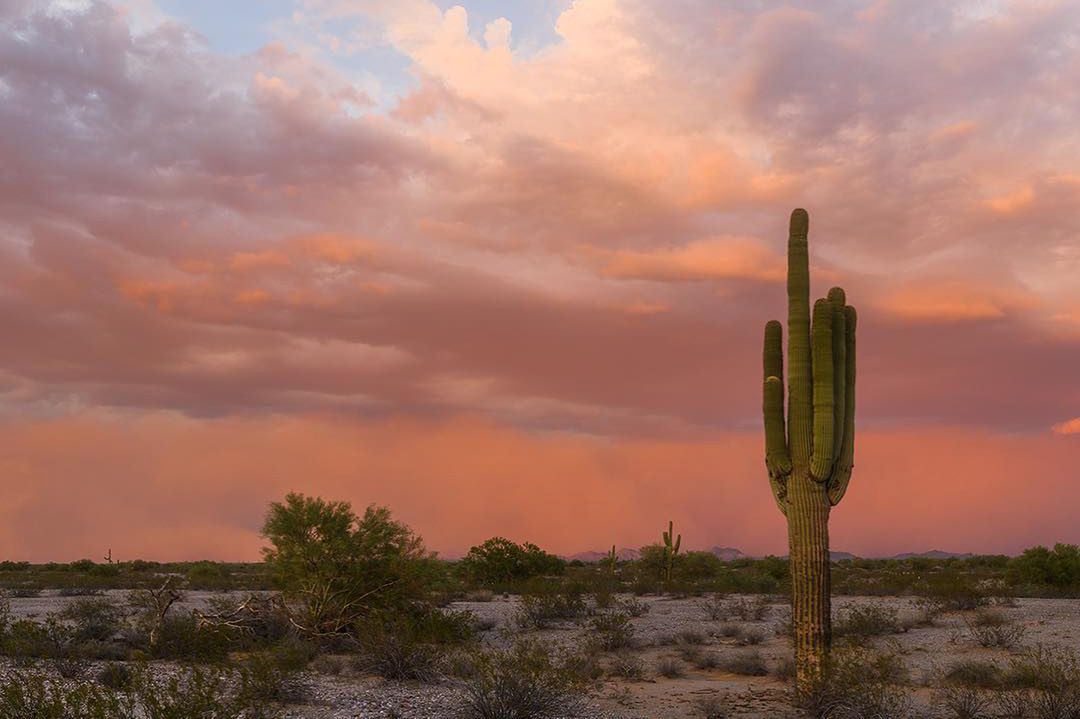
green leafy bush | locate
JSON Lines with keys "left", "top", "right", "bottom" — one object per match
{"left": 262, "top": 493, "right": 432, "bottom": 636}
{"left": 459, "top": 537, "right": 565, "bottom": 588}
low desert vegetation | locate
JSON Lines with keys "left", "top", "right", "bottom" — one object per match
{"left": 3, "top": 495, "right": 1080, "bottom": 717}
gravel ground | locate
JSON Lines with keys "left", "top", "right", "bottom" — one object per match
{"left": 4, "top": 592, "right": 1080, "bottom": 718}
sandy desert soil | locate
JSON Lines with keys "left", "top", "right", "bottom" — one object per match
{"left": 4, "top": 591, "right": 1080, "bottom": 718}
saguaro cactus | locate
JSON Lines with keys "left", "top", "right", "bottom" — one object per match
{"left": 662, "top": 520, "right": 681, "bottom": 584}
{"left": 607, "top": 545, "right": 618, "bottom": 576}
{"left": 763, "top": 209, "right": 856, "bottom": 690}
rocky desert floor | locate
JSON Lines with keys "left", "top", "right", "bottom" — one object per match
{"left": 4, "top": 591, "right": 1080, "bottom": 718}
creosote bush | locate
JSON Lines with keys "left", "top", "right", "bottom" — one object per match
{"left": 585, "top": 612, "right": 635, "bottom": 652}
{"left": 515, "top": 585, "right": 589, "bottom": 629}
{"left": 457, "top": 641, "right": 587, "bottom": 719}
{"left": 800, "top": 648, "right": 910, "bottom": 719}
{"left": 0, "top": 665, "right": 283, "bottom": 719}
{"left": 833, "top": 603, "right": 903, "bottom": 642}
{"left": 718, "top": 649, "right": 768, "bottom": 677}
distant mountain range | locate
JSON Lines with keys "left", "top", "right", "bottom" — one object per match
{"left": 564, "top": 547, "right": 973, "bottom": 562}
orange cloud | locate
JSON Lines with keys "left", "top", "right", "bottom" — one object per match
{"left": 1053, "top": 418, "right": 1080, "bottom": 435}
{"left": 985, "top": 186, "right": 1035, "bottom": 215}
{"left": 592, "top": 238, "right": 785, "bottom": 283}
{"left": 876, "top": 281, "right": 1034, "bottom": 322}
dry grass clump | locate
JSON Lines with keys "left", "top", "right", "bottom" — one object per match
{"left": 800, "top": 648, "right": 910, "bottom": 719}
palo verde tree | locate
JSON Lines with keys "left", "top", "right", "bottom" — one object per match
{"left": 262, "top": 492, "right": 430, "bottom": 636}
{"left": 763, "top": 209, "right": 857, "bottom": 690}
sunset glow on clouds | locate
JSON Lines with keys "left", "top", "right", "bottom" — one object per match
{"left": 1, "top": 0, "right": 1079, "bottom": 560}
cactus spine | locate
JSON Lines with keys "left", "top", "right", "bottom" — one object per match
{"left": 662, "top": 520, "right": 681, "bottom": 585}
{"left": 763, "top": 209, "right": 856, "bottom": 691}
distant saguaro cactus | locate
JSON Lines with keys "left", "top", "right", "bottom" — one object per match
{"left": 763, "top": 209, "right": 856, "bottom": 691}
{"left": 607, "top": 545, "right": 617, "bottom": 576}
{"left": 662, "top": 520, "right": 681, "bottom": 584}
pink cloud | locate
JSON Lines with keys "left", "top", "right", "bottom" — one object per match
{"left": 0, "top": 1, "right": 1078, "bottom": 558}
{"left": 0, "top": 414, "right": 1076, "bottom": 561}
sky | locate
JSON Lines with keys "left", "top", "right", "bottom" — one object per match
{"left": 0, "top": 0, "right": 1078, "bottom": 561}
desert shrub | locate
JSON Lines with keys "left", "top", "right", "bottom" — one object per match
{"left": 613, "top": 596, "right": 649, "bottom": 617}
{"left": 607, "top": 649, "right": 645, "bottom": 680}
{"left": 473, "top": 617, "right": 497, "bottom": 633}
{"left": 833, "top": 604, "right": 902, "bottom": 641}
{"left": 966, "top": 610, "right": 1025, "bottom": 649}
{"left": 59, "top": 597, "right": 125, "bottom": 642}
{"left": 678, "top": 552, "right": 726, "bottom": 582}
{"left": 739, "top": 628, "right": 765, "bottom": 645}
{"left": 262, "top": 493, "right": 433, "bottom": 636}
{"left": 935, "top": 685, "right": 992, "bottom": 719}
{"left": 4, "top": 617, "right": 88, "bottom": 677}
{"left": 239, "top": 651, "right": 312, "bottom": 705}
{"left": 135, "top": 664, "right": 276, "bottom": 719}
{"left": 801, "top": 648, "right": 911, "bottom": 719}
{"left": 657, "top": 657, "right": 685, "bottom": 678}
{"left": 972, "top": 621, "right": 1019, "bottom": 647}
{"left": 459, "top": 538, "right": 565, "bottom": 588}
{"left": 699, "top": 593, "right": 728, "bottom": 621}
{"left": 919, "top": 575, "right": 989, "bottom": 611}
{"left": 1007, "top": 544, "right": 1080, "bottom": 592}
{"left": 676, "top": 629, "right": 706, "bottom": 646}
{"left": 996, "top": 689, "right": 1033, "bottom": 718}
{"left": 943, "top": 659, "right": 1003, "bottom": 689}
{"left": 310, "top": 654, "right": 346, "bottom": 675}
{"left": 458, "top": 641, "right": 586, "bottom": 719}
{"left": 96, "top": 662, "right": 135, "bottom": 691}
{"left": 0, "top": 673, "right": 131, "bottom": 718}
{"left": 515, "top": 586, "right": 588, "bottom": 629}
{"left": 678, "top": 644, "right": 703, "bottom": 664}
{"left": 691, "top": 651, "right": 720, "bottom": 670}
{"left": 718, "top": 649, "right": 768, "bottom": 676}
{"left": 353, "top": 614, "right": 446, "bottom": 682}
{"left": 718, "top": 623, "right": 742, "bottom": 639}
{"left": 908, "top": 598, "right": 945, "bottom": 628}
{"left": 694, "top": 694, "right": 732, "bottom": 719}
{"left": 148, "top": 613, "right": 231, "bottom": 662}
{"left": 727, "top": 596, "right": 771, "bottom": 621}
{"left": 585, "top": 612, "right": 635, "bottom": 652}
{"left": 1006, "top": 646, "right": 1080, "bottom": 691}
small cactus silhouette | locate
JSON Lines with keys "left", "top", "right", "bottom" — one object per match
{"left": 763, "top": 208, "right": 857, "bottom": 690}
{"left": 662, "top": 520, "right": 681, "bottom": 584}
{"left": 607, "top": 545, "right": 617, "bottom": 575}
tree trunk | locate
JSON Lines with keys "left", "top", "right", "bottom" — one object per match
{"left": 786, "top": 471, "right": 832, "bottom": 692}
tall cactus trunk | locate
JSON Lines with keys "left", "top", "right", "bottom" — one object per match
{"left": 761, "top": 208, "right": 857, "bottom": 694}
{"left": 787, "top": 472, "right": 831, "bottom": 685}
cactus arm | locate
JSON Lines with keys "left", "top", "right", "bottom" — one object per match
{"left": 786, "top": 209, "right": 813, "bottom": 466}
{"left": 763, "top": 320, "right": 792, "bottom": 477}
{"left": 765, "top": 377, "right": 790, "bottom": 514}
{"left": 828, "top": 288, "right": 847, "bottom": 463}
{"left": 828, "top": 305, "right": 857, "bottom": 505}
{"left": 673, "top": 534, "right": 681, "bottom": 555}
{"left": 810, "top": 298, "right": 835, "bottom": 481}
{"left": 764, "top": 318, "right": 792, "bottom": 509}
